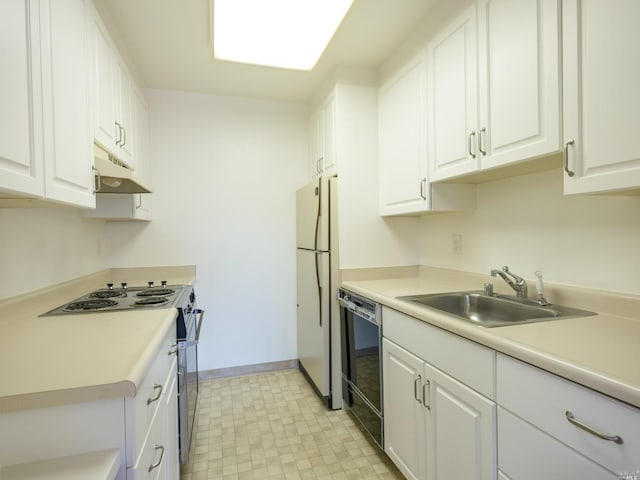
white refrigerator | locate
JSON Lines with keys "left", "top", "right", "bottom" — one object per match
{"left": 296, "top": 176, "right": 342, "bottom": 409}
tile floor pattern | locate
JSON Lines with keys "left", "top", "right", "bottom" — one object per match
{"left": 180, "top": 369, "right": 405, "bottom": 480}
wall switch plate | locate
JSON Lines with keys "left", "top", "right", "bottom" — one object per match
{"left": 452, "top": 234, "right": 462, "bottom": 254}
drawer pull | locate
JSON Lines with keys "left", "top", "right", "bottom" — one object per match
{"left": 147, "top": 384, "right": 163, "bottom": 405}
{"left": 422, "top": 380, "right": 431, "bottom": 410}
{"left": 565, "top": 411, "right": 624, "bottom": 444}
{"left": 148, "top": 444, "right": 165, "bottom": 472}
{"left": 414, "top": 375, "right": 422, "bottom": 403}
{"left": 168, "top": 343, "right": 178, "bottom": 355}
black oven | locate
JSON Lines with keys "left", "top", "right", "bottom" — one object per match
{"left": 175, "top": 287, "right": 204, "bottom": 465}
{"left": 338, "top": 288, "right": 383, "bottom": 448}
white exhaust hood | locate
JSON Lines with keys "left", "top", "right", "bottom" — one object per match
{"left": 93, "top": 145, "right": 152, "bottom": 194}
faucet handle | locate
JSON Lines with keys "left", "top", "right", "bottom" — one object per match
{"left": 502, "top": 266, "right": 524, "bottom": 284}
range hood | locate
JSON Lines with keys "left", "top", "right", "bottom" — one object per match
{"left": 93, "top": 145, "right": 152, "bottom": 194}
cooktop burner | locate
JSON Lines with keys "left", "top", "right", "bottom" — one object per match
{"left": 134, "top": 296, "right": 170, "bottom": 306}
{"left": 65, "top": 299, "right": 119, "bottom": 311}
{"left": 40, "top": 282, "right": 190, "bottom": 316}
{"left": 136, "top": 288, "right": 175, "bottom": 297}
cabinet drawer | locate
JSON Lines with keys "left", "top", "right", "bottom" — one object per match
{"left": 498, "top": 407, "right": 618, "bottom": 479}
{"left": 497, "top": 354, "right": 640, "bottom": 473}
{"left": 131, "top": 329, "right": 177, "bottom": 455}
{"left": 382, "top": 307, "right": 495, "bottom": 398}
{"left": 129, "top": 399, "right": 166, "bottom": 480}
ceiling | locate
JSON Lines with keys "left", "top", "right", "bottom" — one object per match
{"left": 93, "top": 0, "right": 439, "bottom": 103}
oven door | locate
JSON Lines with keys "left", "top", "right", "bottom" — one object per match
{"left": 178, "top": 307, "right": 204, "bottom": 464}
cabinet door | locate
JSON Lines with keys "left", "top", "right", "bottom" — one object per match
{"left": 93, "top": 10, "right": 118, "bottom": 156}
{"left": 477, "top": 0, "right": 560, "bottom": 170}
{"left": 563, "top": 0, "right": 640, "bottom": 194}
{"left": 378, "top": 54, "right": 429, "bottom": 216}
{"left": 132, "top": 88, "right": 152, "bottom": 219}
{"left": 382, "top": 339, "right": 425, "bottom": 480}
{"left": 424, "top": 361, "right": 496, "bottom": 480}
{"left": 427, "top": 4, "right": 479, "bottom": 181}
{"left": 40, "top": 0, "right": 95, "bottom": 208}
{"left": 322, "top": 97, "right": 336, "bottom": 176}
{"left": 115, "top": 59, "right": 134, "bottom": 167}
{"left": 0, "top": 0, "right": 44, "bottom": 198}
{"left": 308, "top": 109, "right": 323, "bottom": 180}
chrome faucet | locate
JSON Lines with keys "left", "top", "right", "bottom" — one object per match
{"left": 490, "top": 266, "right": 528, "bottom": 298}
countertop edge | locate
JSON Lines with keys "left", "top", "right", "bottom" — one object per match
{"left": 342, "top": 278, "right": 640, "bottom": 410}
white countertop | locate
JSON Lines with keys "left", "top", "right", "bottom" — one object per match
{"left": 0, "top": 266, "right": 195, "bottom": 413}
{"left": 342, "top": 266, "right": 640, "bottom": 409}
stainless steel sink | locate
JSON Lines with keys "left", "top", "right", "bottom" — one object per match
{"left": 397, "top": 291, "right": 596, "bottom": 327}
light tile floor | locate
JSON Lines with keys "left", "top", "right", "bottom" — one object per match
{"left": 180, "top": 369, "right": 405, "bottom": 480}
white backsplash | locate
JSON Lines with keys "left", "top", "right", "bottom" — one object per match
{"left": 419, "top": 169, "right": 640, "bottom": 295}
{"left": 0, "top": 208, "right": 108, "bottom": 300}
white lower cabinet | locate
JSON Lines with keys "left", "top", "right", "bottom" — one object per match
{"left": 0, "top": 328, "right": 178, "bottom": 480}
{"left": 382, "top": 308, "right": 496, "bottom": 480}
{"left": 497, "top": 407, "right": 617, "bottom": 480}
{"left": 380, "top": 308, "right": 640, "bottom": 480}
{"left": 497, "top": 353, "right": 640, "bottom": 477}
{"left": 383, "top": 338, "right": 425, "bottom": 480}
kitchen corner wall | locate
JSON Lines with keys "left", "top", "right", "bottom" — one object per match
{"left": 0, "top": 209, "right": 108, "bottom": 299}
{"left": 419, "top": 169, "right": 640, "bottom": 295}
{"left": 105, "top": 90, "right": 308, "bottom": 372}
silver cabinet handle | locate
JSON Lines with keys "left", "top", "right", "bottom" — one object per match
{"left": 148, "top": 445, "right": 165, "bottom": 472}
{"left": 479, "top": 127, "right": 487, "bottom": 156}
{"left": 565, "top": 411, "right": 623, "bottom": 444}
{"left": 563, "top": 139, "right": 575, "bottom": 177}
{"left": 468, "top": 131, "right": 477, "bottom": 159}
{"left": 92, "top": 166, "right": 101, "bottom": 193}
{"left": 419, "top": 178, "right": 427, "bottom": 200}
{"left": 121, "top": 125, "right": 127, "bottom": 147}
{"left": 147, "top": 383, "right": 163, "bottom": 405}
{"left": 422, "top": 380, "right": 431, "bottom": 410}
{"left": 115, "top": 121, "right": 122, "bottom": 146}
{"left": 317, "top": 157, "right": 324, "bottom": 174}
{"left": 414, "top": 375, "right": 422, "bottom": 403}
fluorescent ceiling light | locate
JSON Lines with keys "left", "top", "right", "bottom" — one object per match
{"left": 212, "top": 0, "right": 354, "bottom": 71}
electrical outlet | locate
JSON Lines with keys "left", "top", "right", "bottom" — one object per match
{"left": 451, "top": 234, "right": 462, "bottom": 254}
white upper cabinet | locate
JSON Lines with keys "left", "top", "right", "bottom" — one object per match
{"left": 427, "top": 5, "right": 479, "bottom": 181}
{"left": 429, "top": 0, "right": 561, "bottom": 181}
{"left": 477, "top": 0, "right": 561, "bottom": 170}
{"left": 562, "top": 0, "right": 640, "bottom": 194}
{"left": 308, "top": 94, "right": 335, "bottom": 180}
{"left": 1, "top": 0, "right": 94, "bottom": 208}
{"left": 379, "top": 53, "right": 476, "bottom": 217}
{"left": 92, "top": 10, "right": 135, "bottom": 169}
{"left": 379, "top": 54, "right": 430, "bottom": 215}
{"left": 40, "top": 0, "right": 95, "bottom": 208}
{"left": 0, "top": 0, "right": 43, "bottom": 198}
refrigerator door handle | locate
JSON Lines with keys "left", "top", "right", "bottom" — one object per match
{"left": 315, "top": 251, "right": 322, "bottom": 327}
{"left": 313, "top": 179, "right": 321, "bottom": 251}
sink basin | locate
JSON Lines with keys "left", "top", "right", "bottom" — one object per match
{"left": 397, "top": 292, "right": 596, "bottom": 327}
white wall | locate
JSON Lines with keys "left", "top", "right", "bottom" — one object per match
{"left": 0, "top": 209, "right": 107, "bottom": 299}
{"left": 419, "top": 169, "right": 640, "bottom": 294}
{"left": 334, "top": 84, "right": 420, "bottom": 269}
{"left": 106, "top": 90, "right": 308, "bottom": 372}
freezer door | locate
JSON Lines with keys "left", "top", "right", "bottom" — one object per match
{"left": 296, "top": 249, "right": 331, "bottom": 398}
{"left": 296, "top": 178, "right": 330, "bottom": 251}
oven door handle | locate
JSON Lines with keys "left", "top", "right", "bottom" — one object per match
{"left": 178, "top": 308, "right": 205, "bottom": 349}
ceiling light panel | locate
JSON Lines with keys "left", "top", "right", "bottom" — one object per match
{"left": 212, "top": 0, "right": 354, "bottom": 71}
